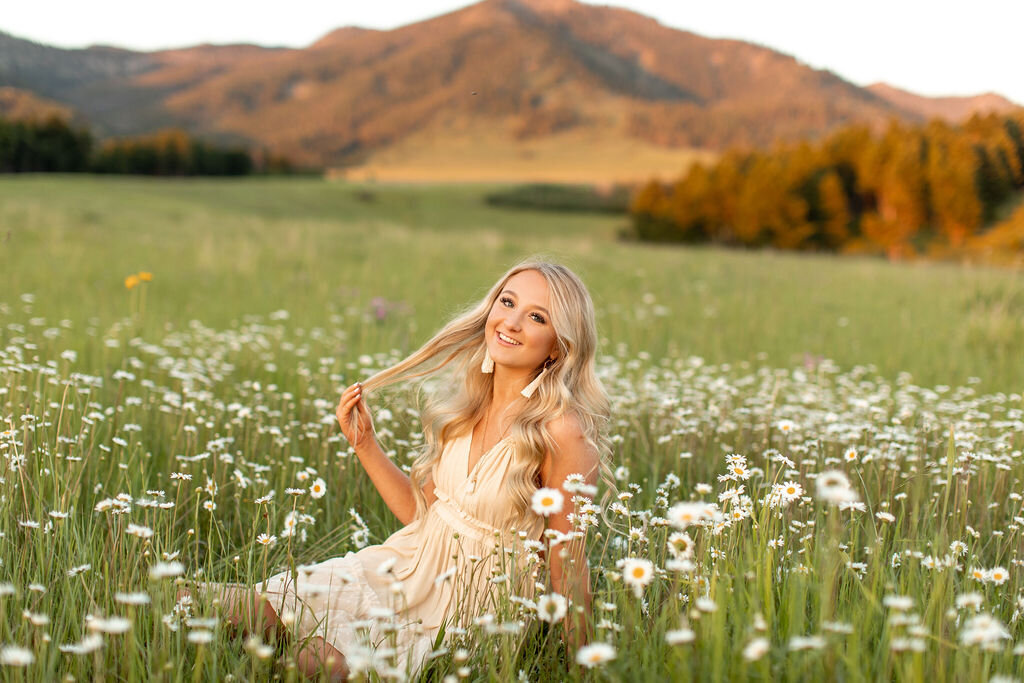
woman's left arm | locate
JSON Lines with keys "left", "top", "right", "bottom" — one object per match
{"left": 540, "top": 414, "right": 600, "bottom": 652}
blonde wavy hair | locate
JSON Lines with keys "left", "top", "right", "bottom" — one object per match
{"left": 360, "top": 257, "right": 616, "bottom": 532}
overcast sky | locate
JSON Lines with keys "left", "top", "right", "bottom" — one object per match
{"left": 4, "top": 1, "right": 1022, "bottom": 103}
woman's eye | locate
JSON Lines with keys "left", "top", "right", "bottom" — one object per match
{"left": 500, "top": 297, "right": 514, "bottom": 307}
{"left": 531, "top": 313, "right": 546, "bottom": 324}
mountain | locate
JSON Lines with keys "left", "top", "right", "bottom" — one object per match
{"left": 867, "top": 82, "right": 1020, "bottom": 123}
{"left": 1, "top": 1, "right": 1019, "bottom": 177}
{"left": 0, "top": 86, "right": 73, "bottom": 121}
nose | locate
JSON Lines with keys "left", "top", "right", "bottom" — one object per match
{"left": 504, "top": 311, "right": 524, "bottom": 331}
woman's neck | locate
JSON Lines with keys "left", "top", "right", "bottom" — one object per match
{"left": 490, "top": 365, "right": 533, "bottom": 407}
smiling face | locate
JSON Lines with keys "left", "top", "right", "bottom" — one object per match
{"left": 484, "top": 269, "right": 559, "bottom": 372}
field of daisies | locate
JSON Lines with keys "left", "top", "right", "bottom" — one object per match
{"left": 2, "top": 176, "right": 1023, "bottom": 681}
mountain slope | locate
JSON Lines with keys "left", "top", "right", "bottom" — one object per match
{"left": 1, "top": 1, "right": 1018, "bottom": 172}
{"left": 0, "top": 86, "right": 74, "bottom": 121}
{"left": 867, "top": 82, "right": 1020, "bottom": 123}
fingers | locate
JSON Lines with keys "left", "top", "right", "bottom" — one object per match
{"left": 336, "top": 382, "right": 366, "bottom": 425}
{"left": 339, "top": 382, "right": 362, "bottom": 402}
{"left": 337, "top": 383, "right": 362, "bottom": 407}
{"left": 342, "top": 388, "right": 361, "bottom": 411}
{"left": 337, "top": 394, "right": 358, "bottom": 418}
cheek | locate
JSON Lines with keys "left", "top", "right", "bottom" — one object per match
{"left": 537, "top": 330, "right": 557, "bottom": 353}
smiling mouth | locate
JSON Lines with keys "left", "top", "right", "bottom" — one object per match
{"left": 496, "top": 330, "right": 521, "bottom": 346}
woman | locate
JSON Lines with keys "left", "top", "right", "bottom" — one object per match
{"left": 205, "top": 259, "right": 612, "bottom": 681}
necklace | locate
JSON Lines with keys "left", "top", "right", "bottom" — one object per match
{"left": 467, "top": 404, "right": 512, "bottom": 494}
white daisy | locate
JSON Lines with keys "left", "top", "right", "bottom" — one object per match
{"left": 59, "top": 634, "right": 104, "bottom": 655}
{"left": 955, "top": 592, "right": 984, "bottom": 610}
{"left": 667, "top": 502, "right": 708, "bottom": 530}
{"left": 776, "top": 419, "right": 796, "bottom": 434}
{"left": 0, "top": 646, "right": 34, "bottom": 666}
{"left": 149, "top": 561, "right": 185, "bottom": 579}
{"left": 114, "top": 592, "right": 151, "bottom": 605}
{"left": 621, "top": 558, "right": 655, "bottom": 596}
{"left": 309, "top": 478, "right": 327, "bottom": 499}
{"left": 126, "top": 523, "right": 154, "bottom": 539}
{"left": 575, "top": 642, "right": 616, "bottom": 667}
{"left": 281, "top": 511, "right": 299, "bottom": 537}
{"left": 780, "top": 481, "right": 803, "bottom": 502}
{"left": 665, "top": 628, "right": 695, "bottom": 644}
{"left": 815, "top": 470, "right": 858, "bottom": 504}
{"left": 989, "top": 567, "right": 1010, "bottom": 585}
{"left": 536, "top": 593, "right": 567, "bottom": 624}
{"left": 882, "top": 595, "right": 914, "bottom": 611}
{"left": 87, "top": 616, "right": 132, "bottom": 634}
{"left": 531, "top": 488, "right": 564, "bottom": 517}
{"left": 667, "top": 531, "right": 694, "bottom": 559}
{"left": 743, "top": 637, "right": 770, "bottom": 660}
{"left": 188, "top": 629, "right": 214, "bottom": 644}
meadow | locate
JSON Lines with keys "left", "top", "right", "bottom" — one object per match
{"left": 1, "top": 175, "right": 1023, "bottom": 681}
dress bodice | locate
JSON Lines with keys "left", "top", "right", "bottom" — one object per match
{"left": 430, "top": 432, "right": 543, "bottom": 543}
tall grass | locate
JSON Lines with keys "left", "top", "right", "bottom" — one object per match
{"left": 2, "top": 176, "right": 1021, "bottom": 393}
{"left": 0, "top": 176, "right": 1022, "bottom": 681}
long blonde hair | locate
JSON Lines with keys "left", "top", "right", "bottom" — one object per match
{"left": 361, "top": 258, "right": 615, "bottom": 531}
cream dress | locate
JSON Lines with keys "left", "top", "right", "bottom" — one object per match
{"left": 255, "top": 431, "right": 545, "bottom": 677}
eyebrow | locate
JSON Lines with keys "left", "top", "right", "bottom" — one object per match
{"left": 501, "top": 289, "right": 550, "bottom": 318}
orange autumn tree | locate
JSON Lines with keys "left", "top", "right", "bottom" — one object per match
{"left": 924, "top": 121, "right": 983, "bottom": 251}
{"left": 630, "top": 111, "right": 1024, "bottom": 260}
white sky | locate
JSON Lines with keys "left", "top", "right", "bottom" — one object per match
{"left": 3, "top": 1, "right": 1022, "bottom": 103}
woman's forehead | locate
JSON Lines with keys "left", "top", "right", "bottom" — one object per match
{"left": 503, "top": 270, "right": 551, "bottom": 304}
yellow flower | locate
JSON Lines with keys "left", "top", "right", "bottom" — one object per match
{"left": 138, "top": 271, "right": 153, "bottom": 282}
{"left": 124, "top": 275, "right": 140, "bottom": 289}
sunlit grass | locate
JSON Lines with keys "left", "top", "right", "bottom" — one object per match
{"left": 0, "top": 176, "right": 1022, "bottom": 681}
{"left": 2, "top": 175, "right": 1022, "bottom": 393}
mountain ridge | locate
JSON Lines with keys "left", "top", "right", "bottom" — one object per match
{"left": 0, "top": 1, "right": 1020, "bottom": 174}
{"left": 866, "top": 82, "right": 1019, "bottom": 123}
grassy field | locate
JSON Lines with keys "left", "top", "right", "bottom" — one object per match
{"left": 333, "top": 128, "right": 717, "bottom": 185}
{"left": 3, "top": 175, "right": 1022, "bottom": 394}
{"left": 1, "top": 175, "right": 1023, "bottom": 681}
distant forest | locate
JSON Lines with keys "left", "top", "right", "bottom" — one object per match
{"left": 0, "top": 115, "right": 294, "bottom": 175}
{"left": 631, "top": 112, "right": 1024, "bottom": 262}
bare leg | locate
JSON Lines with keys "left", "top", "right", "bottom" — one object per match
{"left": 177, "top": 585, "right": 284, "bottom": 642}
{"left": 294, "top": 636, "right": 349, "bottom": 682}
{"left": 179, "top": 585, "right": 349, "bottom": 680}
{"left": 220, "top": 586, "right": 286, "bottom": 642}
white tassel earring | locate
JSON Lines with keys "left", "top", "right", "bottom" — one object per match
{"left": 521, "top": 358, "right": 555, "bottom": 398}
{"left": 481, "top": 347, "right": 494, "bottom": 374}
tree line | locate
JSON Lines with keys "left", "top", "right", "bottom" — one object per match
{"left": 630, "top": 112, "right": 1024, "bottom": 260}
{"left": 0, "top": 115, "right": 295, "bottom": 175}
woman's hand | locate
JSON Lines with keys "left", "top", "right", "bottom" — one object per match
{"left": 336, "top": 382, "right": 377, "bottom": 451}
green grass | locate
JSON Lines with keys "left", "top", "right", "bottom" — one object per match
{"left": 1, "top": 175, "right": 1023, "bottom": 682}
{"left": 2, "top": 175, "right": 1022, "bottom": 393}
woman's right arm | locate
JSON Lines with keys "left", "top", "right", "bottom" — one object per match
{"left": 336, "top": 383, "right": 436, "bottom": 525}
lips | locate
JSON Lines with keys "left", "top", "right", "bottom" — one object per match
{"left": 495, "top": 330, "right": 522, "bottom": 346}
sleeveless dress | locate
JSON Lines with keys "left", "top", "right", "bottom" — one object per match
{"left": 254, "top": 431, "right": 546, "bottom": 677}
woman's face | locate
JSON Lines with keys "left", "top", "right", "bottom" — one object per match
{"left": 484, "top": 269, "right": 558, "bottom": 372}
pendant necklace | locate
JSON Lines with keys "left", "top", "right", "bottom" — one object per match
{"left": 467, "top": 405, "right": 511, "bottom": 494}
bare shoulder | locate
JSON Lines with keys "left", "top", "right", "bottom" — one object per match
{"left": 540, "top": 412, "right": 598, "bottom": 488}
{"left": 545, "top": 412, "right": 587, "bottom": 445}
